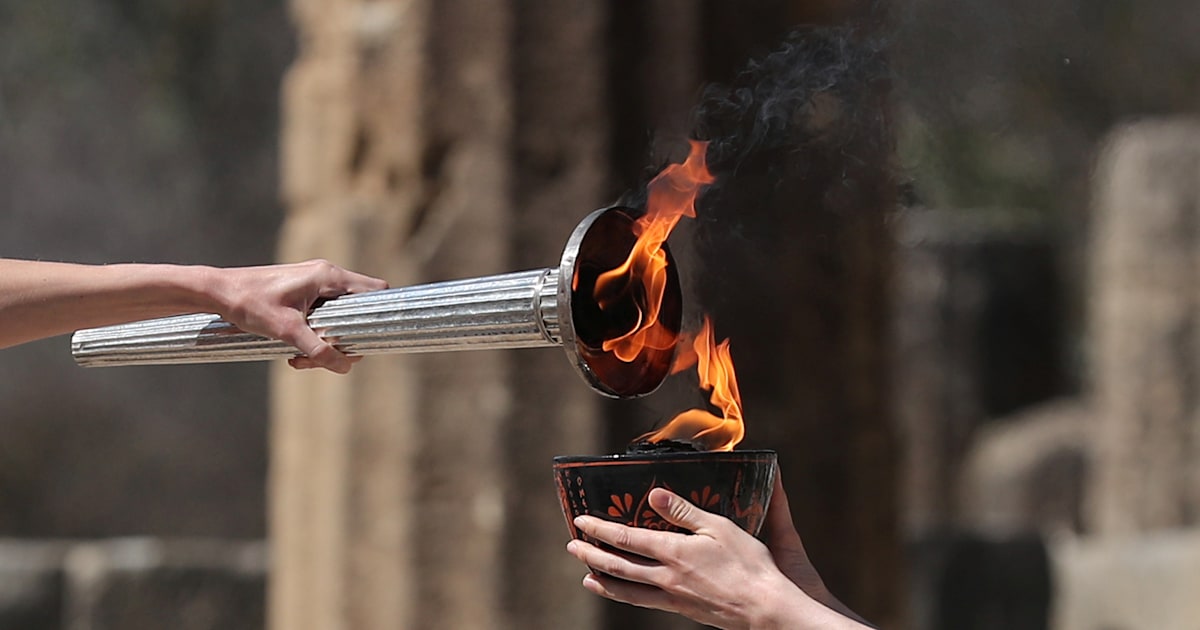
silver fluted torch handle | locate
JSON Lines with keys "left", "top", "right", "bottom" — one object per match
{"left": 73, "top": 268, "right": 563, "bottom": 362}
{"left": 70, "top": 207, "right": 682, "bottom": 398}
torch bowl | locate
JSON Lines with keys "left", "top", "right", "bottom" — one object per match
{"left": 552, "top": 450, "right": 777, "bottom": 539}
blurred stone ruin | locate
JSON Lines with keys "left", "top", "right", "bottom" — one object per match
{"left": 897, "top": 120, "right": 1200, "bottom": 630}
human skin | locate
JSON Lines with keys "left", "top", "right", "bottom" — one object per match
{"left": 0, "top": 258, "right": 388, "bottom": 373}
{"left": 565, "top": 473, "right": 873, "bottom": 630}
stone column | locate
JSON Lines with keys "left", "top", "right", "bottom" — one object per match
{"left": 503, "top": 1, "right": 608, "bottom": 628}
{"left": 1088, "top": 120, "right": 1200, "bottom": 534}
{"left": 271, "top": 1, "right": 431, "bottom": 629}
{"left": 270, "top": 1, "right": 604, "bottom": 629}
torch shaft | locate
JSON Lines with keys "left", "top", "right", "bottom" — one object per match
{"left": 72, "top": 268, "right": 563, "bottom": 367}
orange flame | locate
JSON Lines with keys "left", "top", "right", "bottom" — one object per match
{"left": 594, "top": 140, "right": 715, "bottom": 362}
{"left": 636, "top": 317, "right": 745, "bottom": 452}
{"left": 592, "top": 140, "right": 745, "bottom": 452}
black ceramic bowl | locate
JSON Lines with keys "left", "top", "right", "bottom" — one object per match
{"left": 553, "top": 450, "right": 777, "bottom": 539}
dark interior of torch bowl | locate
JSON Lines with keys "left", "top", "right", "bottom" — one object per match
{"left": 553, "top": 450, "right": 777, "bottom": 539}
{"left": 568, "top": 206, "right": 682, "bottom": 397}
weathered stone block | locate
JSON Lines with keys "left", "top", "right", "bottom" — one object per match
{"left": 1089, "top": 120, "right": 1200, "bottom": 534}
{"left": 64, "top": 539, "right": 265, "bottom": 630}
{"left": 959, "top": 399, "right": 1089, "bottom": 535}
{"left": 0, "top": 540, "right": 70, "bottom": 630}
{"left": 1051, "top": 530, "right": 1200, "bottom": 630}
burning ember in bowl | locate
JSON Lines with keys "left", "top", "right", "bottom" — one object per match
{"left": 553, "top": 447, "right": 777, "bottom": 537}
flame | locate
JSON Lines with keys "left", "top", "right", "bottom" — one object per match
{"left": 592, "top": 140, "right": 745, "bottom": 452}
{"left": 594, "top": 140, "right": 715, "bottom": 362}
{"left": 636, "top": 317, "right": 745, "bottom": 452}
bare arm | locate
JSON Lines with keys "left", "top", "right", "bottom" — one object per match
{"left": 0, "top": 258, "right": 388, "bottom": 373}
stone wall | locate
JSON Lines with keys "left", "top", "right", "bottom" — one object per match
{"left": 0, "top": 539, "right": 264, "bottom": 630}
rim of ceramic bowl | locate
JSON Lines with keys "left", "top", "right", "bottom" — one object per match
{"left": 552, "top": 449, "right": 776, "bottom": 467}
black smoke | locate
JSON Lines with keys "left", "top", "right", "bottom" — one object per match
{"left": 693, "top": 26, "right": 890, "bottom": 179}
{"left": 623, "top": 26, "right": 897, "bottom": 320}
{"left": 617, "top": 26, "right": 893, "bottom": 228}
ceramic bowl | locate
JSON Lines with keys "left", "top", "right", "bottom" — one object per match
{"left": 553, "top": 450, "right": 777, "bottom": 539}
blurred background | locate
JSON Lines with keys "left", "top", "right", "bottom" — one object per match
{"left": 2, "top": 0, "right": 1199, "bottom": 629}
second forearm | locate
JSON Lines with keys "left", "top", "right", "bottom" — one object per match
{"left": 755, "top": 581, "right": 874, "bottom": 630}
{"left": 768, "top": 601, "right": 875, "bottom": 630}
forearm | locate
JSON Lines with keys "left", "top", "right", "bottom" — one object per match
{"left": 814, "top": 591, "right": 874, "bottom": 627}
{"left": 756, "top": 580, "right": 874, "bottom": 630}
{"left": 0, "top": 259, "right": 223, "bottom": 349}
